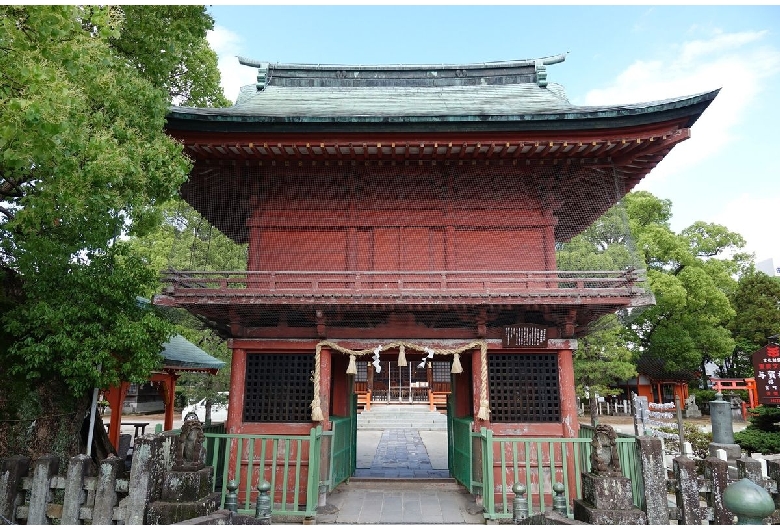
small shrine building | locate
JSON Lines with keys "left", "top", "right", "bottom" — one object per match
{"left": 156, "top": 54, "right": 716, "bottom": 499}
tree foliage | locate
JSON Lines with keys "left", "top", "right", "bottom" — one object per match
{"left": 625, "top": 192, "right": 747, "bottom": 377}
{"left": 128, "top": 199, "right": 247, "bottom": 277}
{"left": 0, "top": 5, "right": 225, "bottom": 459}
{"left": 560, "top": 191, "right": 751, "bottom": 391}
{"left": 573, "top": 314, "right": 637, "bottom": 398}
{"left": 724, "top": 271, "right": 780, "bottom": 377}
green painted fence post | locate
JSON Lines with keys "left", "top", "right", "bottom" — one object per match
{"left": 482, "top": 427, "right": 494, "bottom": 518}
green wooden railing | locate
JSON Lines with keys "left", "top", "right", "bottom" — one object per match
{"left": 329, "top": 415, "right": 355, "bottom": 490}
{"left": 578, "top": 424, "right": 645, "bottom": 510}
{"left": 449, "top": 415, "right": 475, "bottom": 492}
{"left": 204, "top": 427, "right": 323, "bottom": 518}
{"left": 477, "top": 429, "right": 593, "bottom": 520}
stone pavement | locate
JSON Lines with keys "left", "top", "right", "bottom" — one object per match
{"left": 354, "top": 429, "right": 449, "bottom": 479}
{"left": 319, "top": 428, "right": 484, "bottom": 524}
{"left": 320, "top": 480, "right": 484, "bottom": 524}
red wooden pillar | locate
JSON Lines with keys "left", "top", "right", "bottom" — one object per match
{"left": 227, "top": 347, "right": 246, "bottom": 486}
{"left": 472, "top": 347, "right": 487, "bottom": 431}
{"left": 151, "top": 372, "right": 178, "bottom": 432}
{"left": 227, "top": 347, "right": 246, "bottom": 434}
{"left": 454, "top": 352, "right": 472, "bottom": 418}
{"left": 320, "top": 346, "right": 332, "bottom": 429}
{"left": 162, "top": 373, "right": 177, "bottom": 431}
{"left": 557, "top": 348, "right": 578, "bottom": 438}
{"left": 103, "top": 382, "right": 130, "bottom": 451}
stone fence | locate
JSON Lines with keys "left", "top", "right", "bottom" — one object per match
{"left": 0, "top": 431, "right": 188, "bottom": 525}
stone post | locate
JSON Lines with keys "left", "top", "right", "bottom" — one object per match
{"left": 705, "top": 456, "right": 734, "bottom": 525}
{"left": 27, "top": 454, "right": 59, "bottom": 525}
{"left": 125, "top": 434, "right": 165, "bottom": 525}
{"left": 710, "top": 392, "right": 742, "bottom": 468}
{"left": 637, "top": 436, "right": 669, "bottom": 525}
{"left": 0, "top": 455, "right": 30, "bottom": 523}
{"left": 711, "top": 393, "right": 736, "bottom": 444}
{"left": 737, "top": 457, "right": 765, "bottom": 485}
{"left": 673, "top": 456, "right": 702, "bottom": 525}
{"left": 723, "top": 478, "right": 775, "bottom": 524}
{"left": 61, "top": 454, "right": 91, "bottom": 525}
{"left": 93, "top": 456, "right": 122, "bottom": 525}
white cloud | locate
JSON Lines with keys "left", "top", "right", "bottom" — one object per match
{"left": 584, "top": 30, "right": 780, "bottom": 180}
{"left": 207, "top": 26, "right": 257, "bottom": 104}
{"left": 712, "top": 193, "right": 780, "bottom": 264}
{"left": 587, "top": 29, "right": 780, "bottom": 264}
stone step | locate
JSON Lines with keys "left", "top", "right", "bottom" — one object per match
{"left": 358, "top": 414, "right": 447, "bottom": 421}
{"left": 357, "top": 422, "right": 447, "bottom": 431}
{"left": 346, "top": 477, "right": 462, "bottom": 489}
{"left": 357, "top": 405, "right": 447, "bottom": 430}
{"left": 358, "top": 421, "right": 447, "bottom": 426}
{"left": 358, "top": 416, "right": 447, "bottom": 424}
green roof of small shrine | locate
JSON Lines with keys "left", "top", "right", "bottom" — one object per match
{"left": 167, "top": 54, "right": 718, "bottom": 132}
{"left": 161, "top": 334, "right": 225, "bottom": 371}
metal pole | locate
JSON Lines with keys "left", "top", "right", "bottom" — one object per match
{"left": 86, "top": 363, "right": 102, "bottom": 457}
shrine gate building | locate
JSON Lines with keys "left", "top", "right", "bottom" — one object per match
{"left": 156, "top": 54, "right": 716, "bottom": 508}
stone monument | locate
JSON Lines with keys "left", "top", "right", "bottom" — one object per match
{"left": 709, "top": 391, "right": 742, "bottom": 475}
{"left": 684, "top": 394, "right": 701, "bottom": 419}
{"left": 573, "top": 424, "right": 648, "bottom": 524}
{"left": 146, "top": 412, "right": 221, "bottom": 524}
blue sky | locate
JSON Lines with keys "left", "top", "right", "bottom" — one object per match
{"left": 206, "top": 5, "right": 780, "bottom": 270}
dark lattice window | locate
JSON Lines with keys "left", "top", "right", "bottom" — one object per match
{"left": 356, "top": 361, "right": 367, "bottom": 382}
{"left": 432, "top": 361, "right": 450, "bottom": 383}
{"left": 243, "top": 353, "right": 314, "bottom": 422}
{"left": 488, "top": 353, "right": 560, "bottom": 423}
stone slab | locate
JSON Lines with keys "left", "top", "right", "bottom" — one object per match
{"left": 147, "top": 491, "right": 221, "bottom": 525}
{"left": 573, "top": 499, "right": 648, "bottom": 525}
{"left": 161, "top": 467, "right": 214, "bottom": 502}
{"left": 581, "top": 473, "right": 634, "bottom": 510}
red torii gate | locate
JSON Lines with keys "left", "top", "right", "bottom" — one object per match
{"left": 710, "top": 377, "right": 758, "bottom": 420}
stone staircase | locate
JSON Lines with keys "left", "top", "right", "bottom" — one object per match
{"left": 357, "top": 404, "right": 448, "bottom": 431}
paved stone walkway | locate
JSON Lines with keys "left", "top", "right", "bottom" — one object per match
{"left": 319, "top": 428, "right": 483, "bottom": 523}
{"left": 320, "top": 481, "right": 484, "bottom": 524}
{"left": 353, "top": 429, "right": 449, "bottom": 479}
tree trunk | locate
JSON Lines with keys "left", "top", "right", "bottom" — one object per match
{"left": 79, "top": 407, "right": 116, "bottom": 463}
{"left": 205, "top": 397, "right": 212, "bottom": 426}
{"left": 0, "top": 380, "right": 96, "bottom": 462}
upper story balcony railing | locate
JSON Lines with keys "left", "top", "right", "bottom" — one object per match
{"left": 158, "top": 269, "right": 651, "bottom": 308}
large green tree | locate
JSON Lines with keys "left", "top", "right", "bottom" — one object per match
{"left": 558, "top": 191, "right": 749, "bottom": 393}
{"left": 0, "top": 6, "right": 225, "bottom": 459}
{"left": 626, "top": 192, "right": 748, "bottom": 380}
{"left": 724, "top": 270, "right": 780, "bottom": 377}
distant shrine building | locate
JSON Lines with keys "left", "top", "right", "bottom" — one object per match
{"left": 158, "top": 55, "right": 715, "bottom": 493}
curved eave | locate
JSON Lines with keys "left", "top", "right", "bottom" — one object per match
{"left": 165, "top": 90, "right": 719, "bottom": 134}
{"left": 238, "top": 53, "right": 568, "bottom": 71}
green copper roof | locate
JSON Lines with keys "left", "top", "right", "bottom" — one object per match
{"left": 166, "top": 55, "right": 718, "bottom": 132}
{"left": 161, "top": 334, "right": 225, "bottom": 371}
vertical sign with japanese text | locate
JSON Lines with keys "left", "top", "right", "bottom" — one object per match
{"left": 752, "top": 344, "right": 780, "bottom": 405}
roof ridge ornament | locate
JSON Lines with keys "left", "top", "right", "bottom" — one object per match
{"left": 257, "top": 63, "right": 268, "bottom": 91}
{"left": 239, "top": 57, "right": 269, "bottom": 91}
{"left": 535, "top": 60, "right": 548, "bottom": 88}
